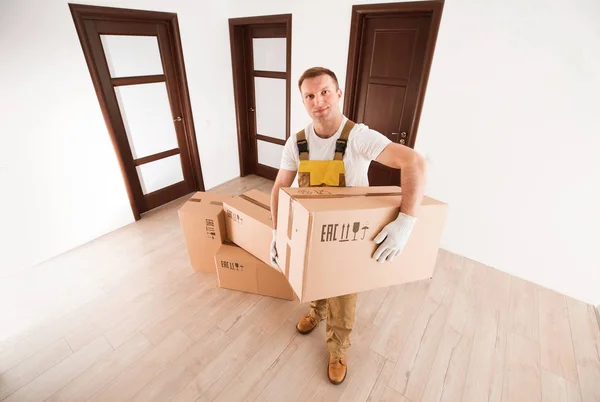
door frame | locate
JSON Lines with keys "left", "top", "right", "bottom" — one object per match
{"left": 343, "top": 1, "right": 444, "bottom": 149}
{"left": 228, "top": 14, "right": 292, "bottom": 179}
{"left": 69, "top": 3, "right": 204, "bottom": 220}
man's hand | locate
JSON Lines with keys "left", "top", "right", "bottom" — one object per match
{"left": 372, "top": 213, "right": 417, "bottom": 262}
{"left": 270, "top": 229, "right": 280, "bottom": 269}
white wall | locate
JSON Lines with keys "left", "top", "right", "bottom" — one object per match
{"left": 0, "top": 0, "right": 239, "bottom": 276}
{"left": 229, "top": 0, "right": 600, "bottom": 305}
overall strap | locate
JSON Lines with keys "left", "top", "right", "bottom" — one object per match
{"left": 296, "top": 129, "right": 309, "bottom": 161}
{"left": 334, "top": 120, "right": 356, "bottom": 161}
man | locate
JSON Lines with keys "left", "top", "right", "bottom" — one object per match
{"left": 269, "top": 67, "right": 427, "bottom": 384}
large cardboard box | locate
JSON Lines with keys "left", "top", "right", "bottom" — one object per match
{"left": 276, "top": 186, "right": 448, "bottom": 302}
{"left": 178, "top": 192, "right": 232, "bottom": 273}
{"left": 215, "top": 242, "right": 295, "bottom": 300}
{"left": 223, "top": 189, "right": 273, "bottom": 266}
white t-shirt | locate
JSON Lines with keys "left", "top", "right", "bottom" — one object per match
{"left": 280, "top": 116, "right": 391, "bottom": 187}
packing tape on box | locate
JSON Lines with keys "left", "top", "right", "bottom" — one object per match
{"left": 239, "top": 194, "right": 270, "bottom": 211}
{"left": 291, "top": 191, "right": 402, "bottom": 200}
{"left": 189, "top": 198, "right": 223, "bottom": 206}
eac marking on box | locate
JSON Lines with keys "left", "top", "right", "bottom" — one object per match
{"left": 320, "top": 222, "right": 370, "bottom": 242}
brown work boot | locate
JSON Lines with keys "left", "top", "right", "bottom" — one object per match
{"left": 328, "top": 354, "right": 347, "bottom": 384}
{"left": 296, "top": 313, "right": 321, "bottom": 334}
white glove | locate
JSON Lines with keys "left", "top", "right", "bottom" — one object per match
{"left": 373, "top": 213, "right": 417, "bottom": 263}
{"left": 270, "top": 229, "right": 280, "bottom": 269}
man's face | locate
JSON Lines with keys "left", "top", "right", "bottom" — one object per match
{"left": 300, "top": 74, "right": 342, "bottom": 122}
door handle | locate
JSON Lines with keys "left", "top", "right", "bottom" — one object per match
{"left": 248, "top": 107, "right": 255, "bottom": 112}
{"left": 173, "top": 116, "right": 182, "bottom": 122}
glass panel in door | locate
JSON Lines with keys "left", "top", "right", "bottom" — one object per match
{"left": 136, "top": 154, "right": 184, "bottom": 194}
{"left": 254, "top": 77, "right": 286, "bottom": 140}
{"left": 257, "top": 140, "right": 283, "bottom": 169}
{"left": 252, "top": 38, "right": 286, "bottom": 72}
{"left": 100, "top": 35, "right": 164, "bottom": 77}
{"left": 114, "top": 82, "right": 179, "bottom": 159}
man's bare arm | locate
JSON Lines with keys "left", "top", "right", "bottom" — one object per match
{"left": 270, "top": 168, "right": 297, "bottom": 229}
{"left": 375, "top": 143, "right": 427, "bottom": 217}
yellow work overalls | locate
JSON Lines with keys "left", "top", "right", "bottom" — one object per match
{"left": 297, "top": 119, "right": 358, "bottom": 358}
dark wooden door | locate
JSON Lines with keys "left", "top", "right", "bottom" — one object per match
{"left": 71, "top": 5, "right": 204, "bottom": 220}
{"left": 229, "top": 15, "right": 292, "bottom": 182}
{"left": 353, "top": 14, "right": 433, "bottom": 186}
{"left": 244, "top": 25, "right": 290, "bottom": 181}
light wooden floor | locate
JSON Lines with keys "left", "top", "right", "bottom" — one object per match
{"left": 1, "top": 175, "right": 599, "bottom": 402}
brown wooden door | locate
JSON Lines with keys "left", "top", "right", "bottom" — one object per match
{"left": 71, "top": 5, "right": 203, "bottom": 220}
{"left": 229, "top": 15, "right": 292, "bottom": 182}
{"left": 352, "top": 13, "right": 434, "bottom": 186}
{"left": 244, "top": 25, "right": 290, "bottom": 181}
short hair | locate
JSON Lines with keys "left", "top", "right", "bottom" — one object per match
{"left": 297, "top": 67, "right": 340, "bottom": 90}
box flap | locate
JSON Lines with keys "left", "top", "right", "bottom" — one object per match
{"left": 282, "top": 186, "right": 401, "bottom": 198}
{"left": 241, "top": 189, "right": 271, "bottom": 206}
{"left": 281, "top": 187, "right": 445, "bottom": 213}
{"left": 298, "top": 195, "right": 403, "bottom": 213}
{"left": 257, "top": 261, "right": 295, "bottom": 300}
{"left": 225, "top": 189, "right": 272, "bottom": 225}
{"left": 216, "top": 242, "right": 294, "bottom": 301}
{"left": 286, "top": 186, "right": 402, "bottom": 213}
{"left": 179, "top": 192, "right": 232, "bottom": 214}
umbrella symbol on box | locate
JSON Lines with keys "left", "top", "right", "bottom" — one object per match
{"left": 361, "top": 224, "right": 369, "bottom": 240}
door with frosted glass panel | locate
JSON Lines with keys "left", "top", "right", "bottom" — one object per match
{"left": 75, "top": 15, "right": 199, "bottom": 219}
{"left": 245, "top": 26, "right": 289, "bottom": 180}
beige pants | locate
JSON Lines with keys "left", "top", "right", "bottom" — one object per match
{"left": 309, "top": 293, "right": 358, "bottom": 357}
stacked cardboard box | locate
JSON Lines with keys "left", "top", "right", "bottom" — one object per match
{"left": 179, "top": 186, "right": 448, "bottom": 304}
{"left": 178, "top": 192, "right": 231, "bottom": 273}
{"left": 178, "top": 190, "right": 295, "bottom": 300}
